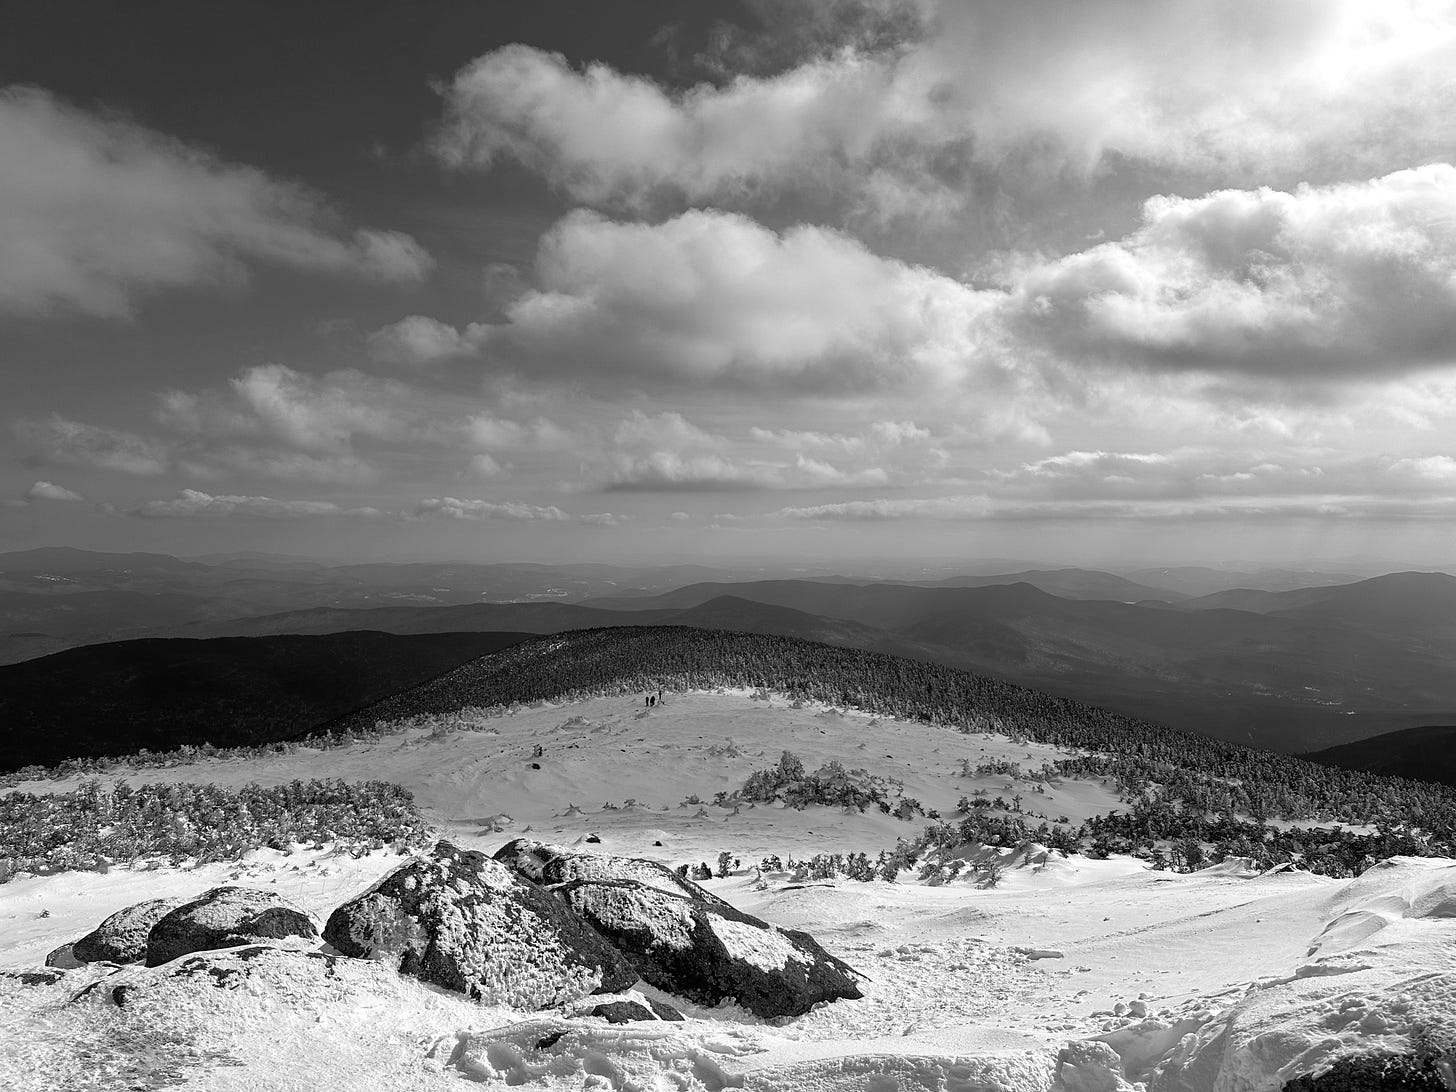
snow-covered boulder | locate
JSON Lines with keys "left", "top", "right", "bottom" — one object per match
{"left": 73, "top": 944, "right": 339, "bottom": 1005}
{"left": 145, "top": 886, "right": 318, "bottom": 966}
{"left": 494, "top": 838, "right": 734, "bottom": 910}
{"left": 1055, "top": 1039, "right": 1135, "bottom": 1091}
{"left": 555, "top": 878, "right": 863, "bottom": 1018}
{"left": 67, "top": 896, "right": 188, "bottom": 964}
{"left": 323, "top": 839, "right": 638, "bottom": 1009}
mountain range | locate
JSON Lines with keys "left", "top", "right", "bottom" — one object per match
{"left": 4, "top": 548, "right": 1456, "bottom": 757}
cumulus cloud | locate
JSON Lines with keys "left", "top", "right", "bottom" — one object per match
{"left": 132, "top": 489, "right": 383, "bottom": 520}
{"left": 23, "top": 480, "right": 84, "bottom": 502}
{"left": 367, "top": 314, "right": 481, "bottom": 366}
{"left": 410, "top": 496, "right": 618, "bottom": 523}
{"left": 435, "top": 2, "right": 1456, "bottom": 223}
{"left": 158, "top": 364, "right": 414, "bottom": 454}
{"left": 12, "top": 415, "right": 169, "bottom": 475}
{"left": 1011, "top": 165, "right": 1456, "bottom": 377}
{"left": 605, "top": 451, "right": 771, "bottom": 492}
{"left": 478, "top": 208, "right": 991, "bottom": 391}
{"left": 0, "top": 87, "right": 432, "bottom": 318}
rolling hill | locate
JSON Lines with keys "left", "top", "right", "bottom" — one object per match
{"left": 1304, "top": 723, "right": 1456, "bottom": 788}
{"left": 0, "top": 630, "right": 529, "bottom": 772}
{"left": 79, "top": 572, "right": 1456, "bottom": 753}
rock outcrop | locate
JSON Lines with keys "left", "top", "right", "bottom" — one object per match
{"left": 43, "top": 943, "right": 81, "bottom": 969}
{"left": 323, "top": 840, "right": 637, "bottom": 1009}
{"left": 494, "top": 838, "right": 734, "bottom": 910}
{"left": 574, "top": 992, "right": 685, "bottom": 1023}
{"left": 145, "top": 886, "right": 318, "bottom": 967}
{"left": 555, "top": 877, "right": 863, "bottom": 1018}
{"left": 70, "top": 896, "right": 188, "bottom": 964}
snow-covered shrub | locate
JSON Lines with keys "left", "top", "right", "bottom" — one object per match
{"left": 0, "top": 778, "right": 432, "bottom": 879}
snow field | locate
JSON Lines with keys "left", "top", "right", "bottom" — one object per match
{"left": 4, "top": 691, "right": 1456, "bottom": 1090}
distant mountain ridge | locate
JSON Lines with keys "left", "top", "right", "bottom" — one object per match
{"left": 0, "top": 630, "right": 530, "bottom": 772}
{"left": 6, "top": 547, "right": 1456, "bottom": 756}
{"left": 1304, "top": 723, "right": 1456, "bottom": 788}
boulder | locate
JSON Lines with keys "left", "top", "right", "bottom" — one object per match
{"left": 70, "top": 896, "right": 188, "bottom": 964}
{"left": 556, "top": 878, "right": 863, "bottom": 1018}
{"left": 323, "top": 840, "right": 637, "bottom": 1009}
{"left": 589, "top": 1000, "right": 661, "bottom": 1023}
{"left": 494, "top": 838, "right": 733, "bottom": 910}
{"left": 145, "top": 886, "right": 318, "bottom": 967}
{"left": 44, "top": 943, "right": 82, "bottom": 969}
{"left": 569, "top": 992, "right": 685, "bottom": 1023}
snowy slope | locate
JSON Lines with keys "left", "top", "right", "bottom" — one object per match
{"left": 3, "top": 690, "right": 1454, "bottom": 1091}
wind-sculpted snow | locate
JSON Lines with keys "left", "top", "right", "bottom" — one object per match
{"left": 323, "top": 839, "right": 638, "bottom": 1009}
{"left": 10, "top": 687, "right": 1456, "bottom": 1089}
{"left": 558, "top": 877, "right": 863, "bottom": 1018}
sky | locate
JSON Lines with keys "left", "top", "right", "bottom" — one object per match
{"left": 6, "top": 0, "right": 1456, "bottom": 567}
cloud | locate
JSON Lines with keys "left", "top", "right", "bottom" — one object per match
{"left": 132, "top": 489, "right": 382, "bottom": 520}
{"left": 410, "top": 496, "right": 620, "bottom": 524}
{"left": 158, "top": 364, "right": 414, "bottom": 454}
{"left": 435, "top": 3, "right": 1456, "bottom": 224}
{"left": 0, "top": 87, "right": 432, "bottom": 318}
{"left": 12, "top": 415, "right": 169, "bottom": 475}
{"left": 764, "top": 495, "right": 994, "bottom": 521}
{"left": 177, "top": 447, "right": 380, "bottom": 486}
{"left": 367, "top": 314, "right": 481, "bottom": 366}
{"left": 466, "top": 414, "right": 573, "bottom": 451}
{"left": 23, "top": 480, "right": 84, "bottom": 502}
{"left": 605, "top": 451, "right": 771, "bottom": 492}
{"left": 1011, "top": 165, "right": 1456, "bottom": 378}
{"left": 477, "top": 208, "right": 991, "bottom": 392}
{"left": 464, "top": 453, "right": 507, "bottom": 480}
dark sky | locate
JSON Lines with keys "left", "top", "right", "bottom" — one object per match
{"left": 5, "top": 0, "right": 1456, "bottom": 567}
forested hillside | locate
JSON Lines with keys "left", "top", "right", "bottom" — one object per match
{"left": 0, "top": 630, "right": 528, "bottom": 771}
{"left": 333, "top": 627, "right": 1456, "bottom": 875}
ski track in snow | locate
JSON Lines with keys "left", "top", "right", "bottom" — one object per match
{"left": 3, "top": 689, "right": 1454, "bottom": 1091}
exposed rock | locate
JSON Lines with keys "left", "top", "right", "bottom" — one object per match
{"left": 71, "top": 896, "right": 188, "bottom": 964}
{"left": 589, "top": 1000, "right": 658, "bottom": 1023}
{"left": 2, "top": 967, "right": 67, "bottom": 987}
{"left": 1282, "top": 1053, "right": 1452, "bottom": 1090}
{"left": 567, "top": 990, "right": 685, "bottom": 1023}
{"left": 145, "top": 887, "right": 318, "bottom": 967}
{"left": 324, "top": 840, "right": 637, "bottom": 1009}
{"left": 43, "top": 943, "right": 82, "bottom": 969}
{"left": 555, "top": 878, "right": 863, "bottom": 1018}
{"left": 646, "top": 996, "right": 685, "bottom": 1021}
{"left": 494, "top": 838, "right": 733, "bottom": 910}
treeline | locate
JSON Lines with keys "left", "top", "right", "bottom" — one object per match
{"left": 340, "top": 627, "right": 1456, "bottom": 824}
{"left": 11, "top": 626, "right": 1456, "bottom": 880}
{"left": 334, "top": 627, "right": 1456, "bottom": 872}
{"left": 0, "top": 778, "right": 432, "bottom": 878}
{"left": 0, "top": 722, "right": 421, "bottom": 790}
